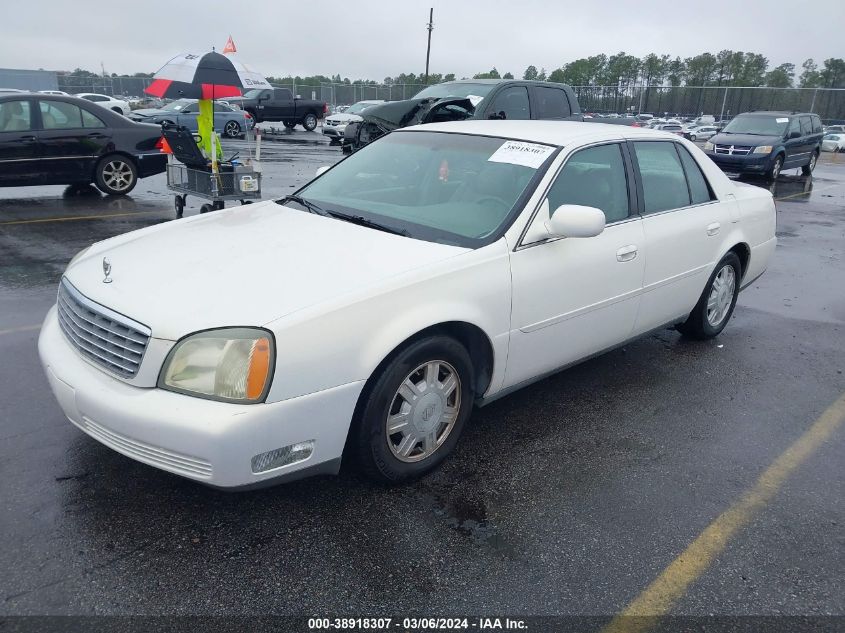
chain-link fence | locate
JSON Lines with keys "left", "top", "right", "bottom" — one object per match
{"left": 5, "top": 70, "right": 844, "bottom": 122}
{"left": 574, "top": 85, "right": 845, "bottom": 121}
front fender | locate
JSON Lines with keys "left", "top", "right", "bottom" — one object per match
{"left": 263, "top": 241, "right": 512, "bottom": 403}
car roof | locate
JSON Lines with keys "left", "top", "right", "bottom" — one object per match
{"left": 402, "top": 120, "right": 684, "bottom": 146}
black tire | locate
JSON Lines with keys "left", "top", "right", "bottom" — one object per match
{"left": 199, "top": 204, "right": 213, "bottom": 214}
{"left": 223, "top": 120, "right": 241, "bottom": 138}
{"left": 283, "top": 121, "right": 296, "bottom": 129}
{"left": 94, "top": 154, "right": 138, "bottom": 195}
{"left": 689, "top": 134, "right": 697, "bottom": 141}
{"left": 677, "top": 252, "right": 742, "bottom": 340}
{"left": 174, "top": 195, "right": 184, "bottom": 219}
{"left": 801, "top": 150, "right": 818, "bottom": 176}
{"left": 767, "top": 154, "right": 784, "bottom": 181}
{"left": 111, "top": 107, "right": 122, "bottom": 114}
{"left": 352, "top": 336, "right": 475, "bottom": 483}
{"left": 302, "top": 113, "right": 318, "bottom": 131}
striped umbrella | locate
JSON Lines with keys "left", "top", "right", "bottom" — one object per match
{"left": 145, "top": 51, "right": 270, "bottom": 100}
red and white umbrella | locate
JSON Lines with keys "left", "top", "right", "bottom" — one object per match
{"left": 145, "top": 51, "right": 270, "bottom": 100}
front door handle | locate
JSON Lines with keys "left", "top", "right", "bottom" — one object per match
{"left": 18, "top": 135, "right": 37, "bottom": 143}
{"left": 707, "top": 222, "right": 721, "bottom": 236}
{"left": 616, "top": 245, "right": 638, "bottom": 262}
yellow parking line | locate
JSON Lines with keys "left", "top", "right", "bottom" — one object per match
{"left": 602, "top": 392, "right": 845, "bottom": 633}
{"left": 0, "top": 211, "right": 161, "bottom": 226}
{"left": 0, "top": 324, "right": 42, "bottom": 336}
{"left": 775, "top": 183, "right": 839, "bottom": 202}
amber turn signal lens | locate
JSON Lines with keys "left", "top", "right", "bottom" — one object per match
{"left": 246, "top": 338, "right": 271, "bottom": 400}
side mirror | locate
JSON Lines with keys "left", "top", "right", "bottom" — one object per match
{"left": 547, "top": 204, "right": 605, "bottom": 238}
{"left": 258, "top": 94, "right": 269, "bottom": 102}
{"left": 315, "top": 166, "right": 331, "bottom": 177}
{"left": 789, "top": 130, "right": 801, "bottom": 139}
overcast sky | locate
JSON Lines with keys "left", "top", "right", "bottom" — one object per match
{"left": 2, "top": 0, "right": 843, "bottom": 80}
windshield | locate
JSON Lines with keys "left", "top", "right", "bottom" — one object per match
{"left": 289, "top": 131, "right": 556, "bottom": 247}
{"left": 347, "top": 102, "right": 380, "bottom": 114}
{"left": 162, "top": 100, "right": 192, "bottom": 112}
{"left": 413, "top": 83, "right": 497, "bottom": 101}
{"left": 723, "top": 115, "right": 789, "bottom": 136}
{"left": 824, "top": 134, "right": 841, "bottom": 140}
{"left": 243, "top": 89, "right": 267, "bottom": 99}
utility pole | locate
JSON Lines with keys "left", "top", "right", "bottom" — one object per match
{"left": 424, "top": 8, "right": 434, "bottom": 84}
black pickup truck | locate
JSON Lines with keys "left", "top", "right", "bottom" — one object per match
{"left": 343, "top": 79, "right": 631, "bottom": 152}
{"left": 229, "top": 87, "right": 327, "bottom": 131}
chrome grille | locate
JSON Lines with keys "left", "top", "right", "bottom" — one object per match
{"left": 56, "top": 278, "right": 150, "bottom": 379}
{"left": 714, "top": 144, "right": 752, "bottom": 156}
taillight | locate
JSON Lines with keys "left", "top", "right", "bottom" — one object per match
{"left": 244, "top": 112, "right": 253, "bottom": 119}
{"left": 323, "top": 102, "right": 328, "bottom": 115}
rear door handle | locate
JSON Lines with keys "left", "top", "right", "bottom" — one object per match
{"left": 616, "top": 245, "right": 638, "bottom": 262}
{"left": 707, "top": 222, "right": 721, "bottom": 236}
{"left": 19, "top": 135, "right": 37, "bottom": 143}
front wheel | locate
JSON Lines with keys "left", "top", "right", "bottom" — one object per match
{"left": 677, "top": 252, "right": 741, "bottom": 340}
{"left": 352, "top": 336, "right": 475, "bottom": 483}
{"left": 283, "top": 121, "right": 296, "bottom": 130}
{"left": 223, "top": 120, "right": 241, "bottom": 138}
{"left": 802, "top": 151, "right": 818, "bottom": 176}
{"left": 94, "top": 155, "right": 137, "bottom": 195}
{"left": 767, "top": 155, "right": 784, "bottom": 181}
{"left": 302, "top": 113, "right": 318, "bottom": 131}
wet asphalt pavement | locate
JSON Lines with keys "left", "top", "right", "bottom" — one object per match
{"left": 0, "top": 129, "right": 843, "bottom": 620}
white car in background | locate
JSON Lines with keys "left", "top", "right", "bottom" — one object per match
{"left": 322, "top": 100, "right": 386, "bottom": 145}
{"left": 74, "top": 93, "right": 131, "bottom": 116}
{"left": 39, "top": 90, "right": 70, "bottom": 96}
{"left": 821, "top": 133, "right": 845, "bottom": 152}
{"left": 39, "top": 121, "right": 776, "bottom": 489}
{"left": 684, "top": 125, "right": 719, "bottom": 142}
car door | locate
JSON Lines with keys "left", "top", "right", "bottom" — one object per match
{"left": 37, "top": 99, "right": 112, "bottom": 183}
{"left": 272, "top": 88, "right": 295, "bottom": 119}
{"left": 175, "top": 102, "right": 200, "bottom": 132}
{"left": 0, "top": 98, "right": 41, "bottom": 185}
{"left": 505, "top": 141, "right": 645, "bottom": 388}
{"left": 782, "top": 116, "right": 806, "bottom": 168}
{"left": 630, "top": 140, "right": 736, "bottom": 333}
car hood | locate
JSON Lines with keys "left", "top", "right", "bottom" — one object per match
{"left": 709, "top": 132, "right": 782, "bottom": 147}
{"left": 64, "top": 201, "right": 467, "bottom": 340}
{"left": 359, "top": 97, "right": 476, "bottom": 131}
{"left": 327, "top": 113, "right": 363, "bottom": 123}
{"left": 129, "top": 108, "right": 171, "bottom": 118}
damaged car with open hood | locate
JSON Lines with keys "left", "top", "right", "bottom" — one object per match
{"left": 342, "top": 79, "right": 584, "bottom": 152}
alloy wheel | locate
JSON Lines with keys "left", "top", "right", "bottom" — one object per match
{"left": 101, "top": 161, "right": 133, "bottom": 192}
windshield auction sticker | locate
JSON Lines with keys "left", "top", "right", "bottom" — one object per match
{"left": 488, "top": 141, "right": 555, "bottom": 169}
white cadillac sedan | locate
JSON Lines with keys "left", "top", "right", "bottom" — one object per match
{"left": 38, "top": 121, "right": 777, "bottom": 489}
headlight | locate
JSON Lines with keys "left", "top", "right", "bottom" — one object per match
{"left": 753, "top": 146, "right": 773, "bottom": 154}
{"left": 703, "top": 141, "right": 714, "bottom": 151}
{"left": 159, "top": 328, "right": 275, "bottom": 403}
{"left": 66, "top": 246, "right": 91, "bottom": 270}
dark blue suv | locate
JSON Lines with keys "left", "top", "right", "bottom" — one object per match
{"left": 703, "top": 111, "right": 823, "bottom": 180}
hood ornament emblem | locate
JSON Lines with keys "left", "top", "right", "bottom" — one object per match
{"left": 102, "top": 257, "right": 113, "bottom": 284}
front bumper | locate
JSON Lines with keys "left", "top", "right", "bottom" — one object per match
{"left": 705, "top": 151, "right": 774, "bottom": 175}
{"left": 321, "top": 125, "right": 346, "bottom": 138}
{"left": 38, "top": 307, "right": 364, "bottom": 488}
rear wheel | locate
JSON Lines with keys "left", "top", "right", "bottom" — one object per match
{"left": 223, "top": 120, "right": 241, "bottom": 138}
{"left": 94, "top": 155, "right": 137, "bottom": 195}
{"left": 677, "top": 252, "right": 741, "bottom": 340}
{"left": 302, "top": 113, "right": 318, "bottom": 131}
{"left": 689, "top": 134, "right": 697, "bottom": 141}
{"left": 802, "top": 151, "right": 818, "bottom": 176}
{"left": 352, "top": 336, "right": 475, "bottom": 483}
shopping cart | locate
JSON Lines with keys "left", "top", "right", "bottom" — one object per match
{"left": 162, "top": 125, "right": 262, "bottom": 218}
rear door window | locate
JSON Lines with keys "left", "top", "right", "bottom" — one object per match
{"left": 633, "top": 141, "right": 691, "bottom": 213}
{"left": 676, "top": 145, "right": 714, "bottom": 205}
{"left": 40, "top": 100, "right": 84, "bottom": 130}
{"left": 488, "top": 86, "right": 530, "bottom": 120}
{"left": 0, "top": 99, "right": 32, "bottom": 132}
{"left": 534, "top": 87, "right": 571, "bottom": 119}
